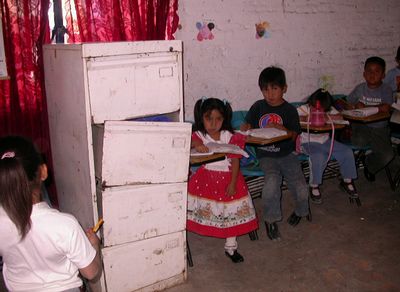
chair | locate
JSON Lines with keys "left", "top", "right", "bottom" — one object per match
{"left": 385, "top": 131, "right": 400, "bottom": 191}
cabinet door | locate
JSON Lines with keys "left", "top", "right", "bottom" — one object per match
{"left": 86, "top": 52, "right": 182, "bottom": 123}
{"left": 101, "top": 182, "right": 187, "bottom": 247}
{"left": 93, "top": 121, "right": 191, "bottom": 186}
{"left": 102, "top": 231, "right": 186, "bottom": 292}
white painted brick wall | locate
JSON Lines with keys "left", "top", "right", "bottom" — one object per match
{"left": 175, "top": 0, "right": 400, "bottom": 120}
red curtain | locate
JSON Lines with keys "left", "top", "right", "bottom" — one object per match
{"left": 64, "top": 0, "right": 179, "bottom": 43}
{"left": 0, "top": 0, "right": 57, "bottom": 204}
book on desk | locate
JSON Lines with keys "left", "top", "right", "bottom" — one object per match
{"left": 341, "top": 107, "right": 379, "bottom": 117}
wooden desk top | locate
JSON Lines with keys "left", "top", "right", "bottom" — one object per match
{"left": 190, "top": 153, "right": 226, "bottom": 165}
{"left": 342, "top": 111, "right": 390, "bottom": 122}
{"left": 246, "top": 133, "right": 292, "bottom": 145}
{"left": 300, "top": 122, "right": 346, "bottom": 132}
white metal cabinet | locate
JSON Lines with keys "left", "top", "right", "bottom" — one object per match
{"left": 43, "top": 41, "right": 189, "bottom": 292}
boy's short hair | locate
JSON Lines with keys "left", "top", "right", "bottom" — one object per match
{"left": 258, "top": 66, "right": 287, "bottom": 90}
{"left": 396, "top": 46, "right": 400, "bottom": 60}
{"left": 364, "top": 56, "right": 386, "bottom": 72}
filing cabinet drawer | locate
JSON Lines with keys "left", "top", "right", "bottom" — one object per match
{"left": 102, "top": 231, "right": 186, "bottom": 292}
{"left": 92, "top": 121, "right": 191, "bottom": 186}
{"left": 100, "top": 182, "right": 187, "bottom": 247}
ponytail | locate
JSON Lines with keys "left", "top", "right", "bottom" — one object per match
{"left": 0, "top": 136, "right": 43, "bottom": 239}
{"left": 0, "top": 158, "right": 32, "bottom": 238}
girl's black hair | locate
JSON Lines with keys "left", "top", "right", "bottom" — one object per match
{"left": 0, "top": 136, "right": 43, "bottom": 238}
{"left": 193, "top": 97, "right": 234, "bottom": 134}
{"left": 307, "top": 88, "right": 334, "bottom": 112}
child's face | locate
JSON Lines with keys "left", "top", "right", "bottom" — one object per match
{"left": 363, "top": 63, "right": 385, "bottom": 88}
{"left": 203, "top": 109, "right": 223, "bottom": 139}
{"left": 261, "top": 84, "right": 287, "bottom": 106}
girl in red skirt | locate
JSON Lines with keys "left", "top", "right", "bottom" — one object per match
{"left": 187, "top": 97, "right": 258, "bottom": 263}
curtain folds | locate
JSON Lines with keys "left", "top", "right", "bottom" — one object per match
{"left": 0, "top": 0, "right": 57, "bottom": 203}
{"left": 64, "top": 0, "right": 179, "bottom": 43}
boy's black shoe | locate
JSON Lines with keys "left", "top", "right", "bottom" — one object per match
{"left": 364, "top": 166, "right": 376, "bottom": 182}
{"left": 287, "top": 212, "right": 302, "bottom": 226}
{"left": 225, "top": 250, "right": 244, "bottom": 263}
{"left": 265, "top": 222, "right": 281, "bottom": 241}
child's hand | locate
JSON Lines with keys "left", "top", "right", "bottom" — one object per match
{"left": 299, "top": 115, "right": 308, "bottom": 122}
{"left": 355, "top": 102, "right": 365, "bottom": 109}
{"left": 86, "top": 229, "right": 101, "bottom": 251}
{"left": 226, "top": 182, "right": 236, "bottom": 197}
{"left": 195, "top": 144, "right": 209, "bottom": 153}
{"left": 266, "top": 123, "right": 287, "bottom": 132}
{"left": 240, "top": 123, "right": 251, "bottom": 131}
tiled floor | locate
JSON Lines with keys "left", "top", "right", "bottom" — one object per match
{"left": 1, "top": 165, "right": 400, "bottom": 292}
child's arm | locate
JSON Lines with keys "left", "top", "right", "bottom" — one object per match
{"left": 79, "top": 229, "right": 102, "bottom": 281}
{"left": 191, "top": 133, "right": 209, "bottom": 153}
{"left": 226, "top": 158, "right": 239, "bottom": 196}
{"left": 377, "top": 103, "right": 391, "bottom": 113}
{"left": 240, "top": 122, "right": 252, "bottom": 131}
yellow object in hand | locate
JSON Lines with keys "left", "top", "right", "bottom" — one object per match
{"left": 92, "top": 218, "right": 104, "bottom": 233}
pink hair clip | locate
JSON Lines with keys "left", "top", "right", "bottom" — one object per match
{"left": 1, "top": 151, "right": 15, "bottom": 160}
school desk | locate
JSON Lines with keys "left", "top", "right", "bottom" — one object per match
{"left": 341, "top": 111, "right": 390, "bottom": 122}
{"left": 189, "top": 132, "right": 292, "bottom": 165}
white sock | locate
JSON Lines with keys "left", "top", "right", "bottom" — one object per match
{"left": 225, "top": 237, "right": 237, "bottom": 255}
{"left": 310, "top": 184, "right": 321, "bottom": 196}
{"left": 343, "top": 179, "right": 355, "bottom": 191}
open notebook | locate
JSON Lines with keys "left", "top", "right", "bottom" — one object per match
{"left": 190, "top": 142, "right": 249, "bottom": 158}
{"left": 246, "top": 128, "right": 287, "bottom": 139}
{"left": 341, "top": 107, "right": 379, "bottom": 117}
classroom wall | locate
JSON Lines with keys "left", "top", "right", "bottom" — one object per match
{"left": 174, "top": 0, "right": 400, "bottom": 120}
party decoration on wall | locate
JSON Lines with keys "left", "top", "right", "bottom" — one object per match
{"left": 319, "top": 75, "right": 335, "bottom": 92}
{"left": 196, "top": 22, "right": 215, "bottom": 41}
{"left": 255, "top": 21, "right": 270, "bottom": 39}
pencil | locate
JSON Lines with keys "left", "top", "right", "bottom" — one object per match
{"left": 92, "top": 218, "right": 104, "bottom": 233}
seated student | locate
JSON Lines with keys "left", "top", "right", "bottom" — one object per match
{"left": 346, "top": 56, "right": 394, "bottom": 181}
{"left": 384, "top": 46, "right": 400, "bottom": 99}
{"left": 241, "top": 66, "right": 309, "bottom": 241}
{"left": 297, "top": 88, "right": 358, "bottom": 204}
{"left": 0, "top": 136, "right": 101, "bottom": 292}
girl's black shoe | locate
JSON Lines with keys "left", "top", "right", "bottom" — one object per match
{"left": 339, "top": 179, "right": 358, "bottom": 198}
{"left": 309, "top": 186, "right": 322, "bottom": 204}
{"left": 225, "top": 250, "right": 244, "bottom": 263}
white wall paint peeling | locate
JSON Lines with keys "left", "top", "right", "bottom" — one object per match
{"left": 175, "top": 0, "right": 400, "bottom": 120}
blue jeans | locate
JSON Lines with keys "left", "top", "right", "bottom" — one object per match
{"left": 259, "top": 153, "right": 309, "bottom": 223}
{"left": 302, "top": 139, "right": 357, "bottom": 185}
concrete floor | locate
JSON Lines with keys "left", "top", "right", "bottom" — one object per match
{"left": 1, "top": 166, "right": 399, "bottom": 292}
{"left": 168, "top": 166, "right": 400, "bottom": 292}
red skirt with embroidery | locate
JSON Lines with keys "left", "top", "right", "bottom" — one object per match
{"left": 187, "top": 167, "right": 259, "bottom": 238}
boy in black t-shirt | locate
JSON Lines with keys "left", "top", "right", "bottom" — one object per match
{"left": 241, "top": 66, "right": 309, "bottom": 241}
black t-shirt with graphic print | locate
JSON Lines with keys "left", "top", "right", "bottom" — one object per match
{"left": 245, "top": 99, "right": 301, "bottom": 158}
